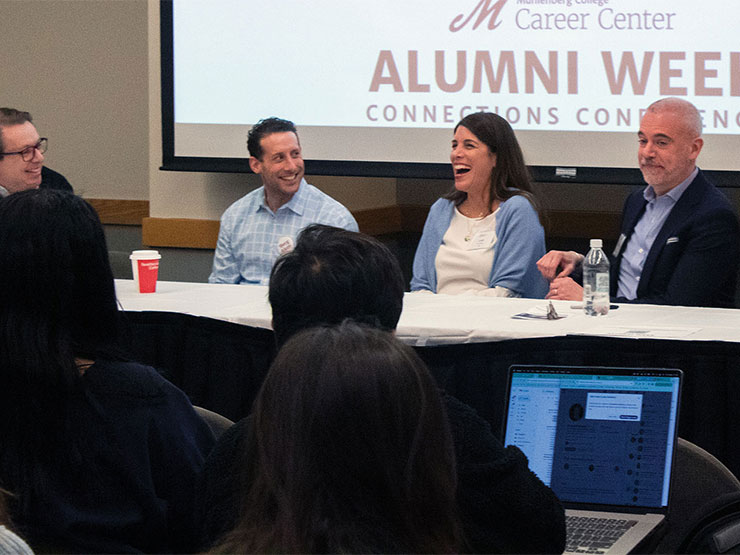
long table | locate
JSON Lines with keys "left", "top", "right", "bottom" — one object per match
{"left": 116, "top": 280, "right": 740, "bottom": 475}
{"left": 116, "top": 280, "right": 740, "bottom": 346}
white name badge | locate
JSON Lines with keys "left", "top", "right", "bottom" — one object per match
{"left": 277, "top": 236, "right": 295, "bottom": 255}
{"left": 466, "top": 229, "right": 496, "bottom": 250}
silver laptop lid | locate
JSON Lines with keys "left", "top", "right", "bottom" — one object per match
{"left": 503, "top": 365, "right": 682, "bottom": 514}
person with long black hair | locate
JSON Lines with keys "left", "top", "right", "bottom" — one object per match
{"left": 0, "top": 189, "right": 215, "bottom": 553}
{"left": 212, "top": 321, "right": 462, "bottom": 554}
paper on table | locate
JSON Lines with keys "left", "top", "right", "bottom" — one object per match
{"left": 575, "top": 326, "right": 700, "bottom": 339}
{"left": 512, "top": 302, "right": 567, "bottom": 320}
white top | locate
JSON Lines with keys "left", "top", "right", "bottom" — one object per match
{"left": 435, "top": 208, "right": 514, "bottom": 297}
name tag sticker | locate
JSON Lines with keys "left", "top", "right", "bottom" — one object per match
{"left": 277, "top": 236, "right": 295, "bottom": 254}
{"left": 466, "top": 230, "right": 496, "bottom": 250}
{"left": 666, "top": 236, "right": 679, "bottom": 244}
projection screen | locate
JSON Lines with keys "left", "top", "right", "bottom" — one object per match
{"left": 162, "top": 0, "right": 740, "bottom": 184}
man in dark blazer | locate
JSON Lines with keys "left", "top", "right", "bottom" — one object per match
{"left": 537, "top": 98, "right": 739, "bottom": 308}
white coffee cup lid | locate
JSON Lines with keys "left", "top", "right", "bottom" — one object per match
{"left": 130, "top": 249, "right": 161, "bottom": 260}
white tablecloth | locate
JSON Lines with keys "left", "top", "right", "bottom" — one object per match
{"left": 115, "top": 280, "right": 740, "bottom": 347}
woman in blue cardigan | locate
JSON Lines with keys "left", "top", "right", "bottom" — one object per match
{"left": 411, "top": 112, "right": 548, "bottom": 298}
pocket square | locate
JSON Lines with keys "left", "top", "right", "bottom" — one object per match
{"left": 666, "top": 236, "right": 679, "bottom": 244}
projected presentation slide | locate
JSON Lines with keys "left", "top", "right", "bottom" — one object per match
{"left": 168, "top": 0, "right": 740, "bottom": 169}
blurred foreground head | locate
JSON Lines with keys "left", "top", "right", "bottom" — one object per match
{"left": 268, "top": 224, "right": 405, "bottom": 345}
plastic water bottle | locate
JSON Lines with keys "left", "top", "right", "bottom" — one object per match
{"left": 583, "top": 239, "right": 610, "bottom": 316}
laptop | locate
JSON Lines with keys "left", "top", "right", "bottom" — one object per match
{"left": 503, "top": 365, "right": 683, "bottom": 554}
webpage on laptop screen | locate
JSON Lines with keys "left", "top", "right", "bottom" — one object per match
{"left": 505, "top": 372, "right": 679, "bottom": 508}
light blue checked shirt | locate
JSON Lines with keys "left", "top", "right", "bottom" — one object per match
{"left": 616, "top": 167, "right": 697, "bottom": 299}
{"left": 208, "top": 179, "right": 358, "bottom": 285}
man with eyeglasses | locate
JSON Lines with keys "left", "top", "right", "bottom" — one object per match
{"left": 0, "top": 108, "right": 72, "bottom": 197}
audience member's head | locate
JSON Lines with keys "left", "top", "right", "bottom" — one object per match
{"left": 214, "top": 321, "right": 460, "bottom": 553}
{"left": 638, "top": 97, "right": 704, "bottom": 195}
{"left": 269, "top": 224, "right": 405, "bottom": 346}
{"left": 0, "top": 189, "right": 118, "bottom": 358}
{"left": 0, "top": 189, "right": 118, "bottom": 502}
{"left": 446, "top": 111, "right": 537, "bottom": 211}
{"left": 0, "top": 108, "right": 47, "bottom": 195}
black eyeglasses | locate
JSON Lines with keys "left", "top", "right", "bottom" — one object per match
{"left": 1, "top": 138, "right": 48, "bottom": 162}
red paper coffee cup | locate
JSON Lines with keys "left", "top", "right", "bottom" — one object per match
{"left": 130, "top": 250, "right": 161, "bottom": 293}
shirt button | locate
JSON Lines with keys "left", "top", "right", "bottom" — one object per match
{"left": 638, "top": 248, "right": 644, "bottom": 254}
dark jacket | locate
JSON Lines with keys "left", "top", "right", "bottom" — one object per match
{"left": 17, "top": 360, "right": 215, "bottom": 553}
{"left": 612, "top": 170, "right": 739, "bottom": 307}
{"left": 40, "top": 166, "right": 73, "bottom": 193}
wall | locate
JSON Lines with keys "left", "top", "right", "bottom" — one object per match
{"left": 0, "top": 0, "right": 149, "bottom": 200}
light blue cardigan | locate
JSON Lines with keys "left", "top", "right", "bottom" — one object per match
{"left": 410, "top": 195, "right": 549, "bottom": 298}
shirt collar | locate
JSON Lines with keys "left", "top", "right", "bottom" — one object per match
{"left": 643, "top": 167, "right": 697, "bottom": 203}
{"left": 0, "top": 185, "right": 9, "bottom": 198}
{"left": 257, "top": 178, "right": 308, "bottom": 215}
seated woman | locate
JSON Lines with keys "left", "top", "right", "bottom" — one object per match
{"left": 411, "top": 112, "right": 548, "bottom": 298}
{"left": 212, "top": 321, "right": 462, "bottom": 553}
{"left": 0, "top": 190, "right": 215, "bottom": 553}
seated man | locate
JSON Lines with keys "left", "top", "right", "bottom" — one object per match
{"left": 538, "top": 98, "right": 739, "bottom": 308}
{"left": 0, "top": 108, "right": 72, "bottom": 197}
{"left": 199, "top": 224, "right": 566, "bottom": 554}
{"left": 208, "top": 117, "right": 358, "bottom": 285}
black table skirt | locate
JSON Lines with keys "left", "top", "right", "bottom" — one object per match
{"left": 119, "top": 311, "right": 276, "bottom": 422}
{"left": 119, "top": 311, "right": 740, "bottom": 476}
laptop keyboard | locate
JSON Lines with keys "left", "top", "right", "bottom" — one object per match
{"left": 565, "top": 515, "right": 638, "bottom": 554}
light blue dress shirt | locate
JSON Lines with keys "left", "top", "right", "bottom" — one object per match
{"left": 616, "top": 168, "right": 697, "bottom": 299}
{"left": 208, "top": 179, "right": 358, "bottom": 285}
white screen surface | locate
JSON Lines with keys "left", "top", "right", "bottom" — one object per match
{"left": 166, "top": 0, "right": 740, "bottom": 174}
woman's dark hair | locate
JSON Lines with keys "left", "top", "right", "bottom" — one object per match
{"left": 0, "top": 189, "right": 119, "bottom": 510}
{"left": 445, "top": 111, "right": 540, "bottom": 216}
{"left": 214, "top": 321, "right": 461, "bottom": 553}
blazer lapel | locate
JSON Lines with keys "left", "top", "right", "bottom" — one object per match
{"left": 637, "top": 172, "right": 706, "bottom": 296}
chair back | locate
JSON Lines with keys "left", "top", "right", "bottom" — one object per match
{"left": 653, "top": 438, "right": 740, "bottom": 553}
{"left": 679, "top": 492, "right": 740, "bottom": 553}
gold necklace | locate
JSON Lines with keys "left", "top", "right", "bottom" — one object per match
{"left": 464, "top": 213, "right": 487, "bottom": 242}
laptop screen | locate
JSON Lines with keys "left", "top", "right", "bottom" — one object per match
{"left": 503, "top": 366, "right": 682, "bottom": 511}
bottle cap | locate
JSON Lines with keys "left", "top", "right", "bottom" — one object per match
{"left": 590, "top": 239, "right": 603, "bottom": 248}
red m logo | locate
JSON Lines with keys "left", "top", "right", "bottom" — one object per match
{"left": 449, "top": 0, "right": 508, "bottom": 32}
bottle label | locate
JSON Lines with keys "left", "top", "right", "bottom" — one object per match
{"left": 595, "top": 273, "right": 609, "bottom": 294}
{"left": 593, "top": 272, "right": 610, "bottom": 314}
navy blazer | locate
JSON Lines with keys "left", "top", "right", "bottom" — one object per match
{"left": 611, "top": 170, "right": 739, "bottom": 308}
